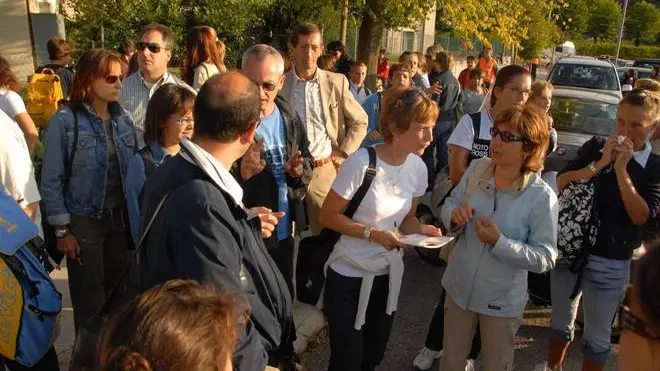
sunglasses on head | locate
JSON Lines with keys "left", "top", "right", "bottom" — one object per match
{"left": 400, "top": 89, "right": 429, "bottom": 105}
{"left": 490, "top": 127, "right": 527, "bottom": 143}
{"left": 137, "top": 42, "right": 167, "bottom": 54}
{"left": 618, "top": 285, "right": 660, "bottom": 341}
{"left": 103, "top": 75, "right": 123, "bottom": 84}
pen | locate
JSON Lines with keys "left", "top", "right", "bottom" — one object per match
{"left": 394, "top": 222, "right": 400, "bottom": 251}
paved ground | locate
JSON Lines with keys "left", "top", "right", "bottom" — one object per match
{"left": 299, "top": 250, "right": 618, "bottom": 371}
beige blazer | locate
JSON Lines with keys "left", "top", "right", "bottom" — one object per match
{"left": 280, "top": 68, "right": 368, "bottom": 157}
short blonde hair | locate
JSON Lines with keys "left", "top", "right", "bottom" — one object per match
{"left": 635, "top": 78, "right": 660, "bottom": 93}
{"left": 494, "top": 105, "right": 550, "bottom": 174}
{"left": 530, "top": 80, "right": 554, "bottom": 101}
{"left": 379, "top": 88, "right": 439, "bottom": 142}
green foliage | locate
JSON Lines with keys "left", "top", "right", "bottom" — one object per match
{"left": 586, "top": 0, "right": 621, "bottom": 42}
{"left": 625, "top": 1, "right": 660, "bottom": 46}
{"left": 555, "top": 0, "right": 589, "bottom": 39}
{"left": 575, "top": 39, "right": 660, "bottom": 59}
{"left": 520, "top": 8, "right": 561, "bottom": 60}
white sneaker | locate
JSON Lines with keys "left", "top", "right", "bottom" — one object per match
{"left": 413, "top": 347, "right": 443, "bottom": 370}
{"left": 531, "top": 364, "right": 556, "bottom": 371}
{"left": 464, "top": 359, "right": 476, "bottom": 371}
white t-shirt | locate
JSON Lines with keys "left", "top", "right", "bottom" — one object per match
{"left": 447, "top": 109, "right": 495, "bottom": 152}
{"left": 0, "top": 89, "right": 28, "bottom": 119}
{"left": 0, "top": 110, "right": 42, "bottom": 236}
{"left": 330, "top": 147, "right": 427, "bottom": 277}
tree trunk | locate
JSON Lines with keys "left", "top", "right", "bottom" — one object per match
{"left": 339, "top": 0, "right": 349, "bottom": 45}
{"left": 357, "top": 11, "right": 384, "bottom": 92}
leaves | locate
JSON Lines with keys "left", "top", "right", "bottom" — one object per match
{"left": 625, "top": 1, "right": 660, "bottom": 46}
{"left": 586, "top": 0, "right": 621, "bottom": 42}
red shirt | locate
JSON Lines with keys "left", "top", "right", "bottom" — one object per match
{"left": 378, "top": 58, "right": 390, "bottom": 81}
{"left": 458, "top": 68, "right": 472, "bottom": 88}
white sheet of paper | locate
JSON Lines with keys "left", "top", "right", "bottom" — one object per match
{"left": 400, "top": 234, "right": 454, "bottom": 249}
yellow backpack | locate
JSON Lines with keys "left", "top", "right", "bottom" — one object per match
{"left": 26, "top": 68, "right": 64, "bottom": 129}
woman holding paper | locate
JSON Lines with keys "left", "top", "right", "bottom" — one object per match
{"left": 438, "top": 104, "right": 559, "bottom": 371}
{"left": 319, "top": 88, "right": 443, "bottom": 371}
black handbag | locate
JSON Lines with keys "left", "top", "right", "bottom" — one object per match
{"left": 69, "top": 191, "right": 172, "bottom": 370}
{"left": 296, "top": 147, "right": 377, "bottom": 305}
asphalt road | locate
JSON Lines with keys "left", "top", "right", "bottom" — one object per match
{"left": 300, "top": 250, "right": 618, "bottom": 371}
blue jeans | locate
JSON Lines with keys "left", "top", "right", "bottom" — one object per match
{"left": 422, "top": 120, "right": 454, "bottom": 189}
{"left": 550, "top": 255, "right": 629, "bottom": 364}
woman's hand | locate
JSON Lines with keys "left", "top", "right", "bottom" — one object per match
{"left": 57, "top": 233, "right": 80, "bottom": 261}
{"left": 367, "top": 130, "right": 382, "bottom": 142}
{"left": 475, "top": 215, "right": 501, "bottom": 245}
{"left": 451, "top": 206, "right": 475, "bottom": 228}
{"left": 614, "top": 138, "right": 634, "bottom": 173}
{"left": 370, "top": 229, "right": 402, "bottom": 250}
{"left": 596, "top": 135, "right": 618, "bottom": 169}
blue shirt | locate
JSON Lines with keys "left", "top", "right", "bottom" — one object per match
{"left": 256, "top": 106, "right": 291, "bottom": 241}
{"left": 361, "top": 93, "right": 384, "bottom": 147}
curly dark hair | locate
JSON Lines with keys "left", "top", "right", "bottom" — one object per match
{"left": 0, "top": 55, "right": 20, "bottom": 92}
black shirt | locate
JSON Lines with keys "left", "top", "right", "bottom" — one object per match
{"left": 560, "top": 137, "right": 660, "bottom": 260}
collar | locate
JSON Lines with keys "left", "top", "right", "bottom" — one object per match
{"left": 139, "top": 71, "right": 169, "bottom": 87}
{"left": 293, "top": 66, "right": 319, "bottom": 83}
{"left": 480, "top": 160, "right": 532, "bottom": 195}
{"left": 179, "top": 138, "right": 244, "bottom": 207}
{"left": 633, "top": 141, "right": 652, "bottom": 168}
{"left": 350, "top": 82, "right": 365, "bottom": 92}
{"left": 148, "top": 141, "right": 173, "bottom": 163}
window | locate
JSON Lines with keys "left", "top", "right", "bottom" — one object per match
{"left": 403, "top": 32, "right": 415, "bottom": 52}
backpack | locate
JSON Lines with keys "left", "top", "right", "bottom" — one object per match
{"left": 0, "top": 190, "right": 62, "bottom": 367}
{"left": 26, "top": 67, "right": 65, "bottom": 129}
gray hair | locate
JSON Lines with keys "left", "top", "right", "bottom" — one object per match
{"left": 241, "top": 44, "right": 285, "bottom": 75}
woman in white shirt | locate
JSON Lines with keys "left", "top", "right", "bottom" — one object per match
{"left": 319, "top": 88, "right": 443, "bottom": 371}
{"left": 0, "top": 55, "right": 39, "bottom": 154}
{"left": 185, "top": 26, "right": 224, "bottom": 91}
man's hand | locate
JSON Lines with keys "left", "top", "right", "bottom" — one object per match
{"left": 57, "top": 233, "right": 80, "bottom": 261}
{"left": 251, "top": 207, "right": 286, "bottom": 239}
{"left": 425, "top": 83, "right": 442, "bottom": 97}
{"left": 367, "top": 130, "right": 381, "bottom": 142}
{"left": 475, "top": 215, "right": 501, "bottom": 246}
{"left": 451, "top": 206, "right": 475, "bottom": 228}
{"left": 285, "top": 150, "right": 304, "bottom": 178}
{"left": 240, "top": 138, "right": 266, "bottom": 181}
{"left": 331, "top": 150, "right": 347, "bottom": 170}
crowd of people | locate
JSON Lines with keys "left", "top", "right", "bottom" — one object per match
{"left": 1, "top": 19, "right": 660, "bottom": 371}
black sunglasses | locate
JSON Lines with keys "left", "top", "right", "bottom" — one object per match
{"left": 254, "top": 81, "right": 278, "bottom": 92}
{"left": 103, "top": 75, "right": 123, "bottom": 84}
{"left": 137, "top": 42, "right": 168, "bottom": 54}
{"left": 618, "top": 285, "right": 660, "bottom": 341}
{"left": 490, "top": 127, "right": 526, "bottom": 143}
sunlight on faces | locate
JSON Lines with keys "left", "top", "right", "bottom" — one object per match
{"left": 390, "top": 71, "right": 411, "bottom": 90}
{"left": 469, "top": 75, "right": 484, "bottom": 91}
{"left": 392, "top": 119, "right": 435, "bottom": 156}
{"left": 617, "top": 103, "right": 656, "bottom": 151}
{"left": 494, "top": 74, "right": 532, "bottom": 109}
{"left": 162, "top": 109, "right": 194, "bottom": 145}
{"left": 242, "top": 54, "right": 285, "bottom": 115}
{"left": 467, "top": 59, "right": 476, "bottom": 69}
{"left": 91, "top": 61, "right": 123, "bottom": 103}
{"left": 531, "top": 88, "right": 553, "bottom": 113}
{"left": 138, "top": 30, "right": 171, "bottom": 77}
{"left": 350, "top": 65, "right": 367, "bottom": 87}
{"left": 490, "top": 124, "right": 526, "bottom": 168}
{"left": 403, "top": 54, "right": 419, "bottom": 75}
{"left": 292, "top": 32, "right": 323, "bottom": 72}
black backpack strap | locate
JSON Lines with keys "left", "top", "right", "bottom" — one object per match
{"left": 63, "top": 106, "right": 80, "bottom": 196}
{"left": 138, "top": 146, "right": 157, "bottom": 178}
{"left": 470, "top": 112, "right": 481, "bottom": 142}
{"left": 343, "top": 147, "right": 377, "bottom": 218}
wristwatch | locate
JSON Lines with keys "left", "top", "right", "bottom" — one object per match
{"left": 54, "top": 227, "right": 71, "bottom": 239}
{"left": 363, "top": 225, "right": 373, "bottom": 240}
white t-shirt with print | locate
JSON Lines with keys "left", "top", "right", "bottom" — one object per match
{"left": 0, "top": 89, "right": 28, "bottom": 119}
{"left": 330, "top": 147, "right": 427, "bottom": 277}
{"left": 447, "top": 109, "right": 495, "bottom": 151}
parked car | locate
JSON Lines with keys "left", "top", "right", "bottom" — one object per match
{"left": 617, "top": 67, "right": 654, "bottom": 84}
{"left": 633, "top": 58, "right": 660, "bottom": 69}
{"left": 548, "top": 56, "right": 622, "bottom": 99}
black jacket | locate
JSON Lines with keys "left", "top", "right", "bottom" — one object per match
{"left": 139, "top": 155, "right": 295, "bottom": 370}
{"left": 233, "top": 96, "right": 313, "bottom": 246}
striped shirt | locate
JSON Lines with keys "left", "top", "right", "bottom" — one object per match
{"left": 120, "top": 71, "right": 193, "bottom": 132}
{"left": 292, "top": 67, "right": 332, "bottom": 159}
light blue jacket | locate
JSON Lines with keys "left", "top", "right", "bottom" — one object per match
{"left": 440, "top": 158, "right": 558, "bottom": 318}
{"left": 41, "top": 103, "right": 139, "bottom": 225}
{"left": 361, "top": 93, "right": 384, "bottom": 147}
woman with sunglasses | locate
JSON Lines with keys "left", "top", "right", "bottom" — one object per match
{"left": 319, "top": 88, "right": 442, "bottom": 371}
{"left": 41, "top": 49, "right": 139, "bottom": 331}
{"left": 185, "top": 26, "right": 223, "bottom": 91}
{"left": 124, "top": 84, "right": 195, "bottom": 244}
{"left": 534, "top": 89, "right": 660, "bottom": 371}
{"left": 439, "top": 104, "right": 558, "bottom": 371}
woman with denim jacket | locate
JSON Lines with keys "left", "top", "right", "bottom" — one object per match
{"left": 40, "top": 49, "right": 139, "bottom": 331}
{"left": 124, "top": 84, "right": 195, "bottom": 244}
{"left": 439, "top": 105, "right": 558, "bottom": 371}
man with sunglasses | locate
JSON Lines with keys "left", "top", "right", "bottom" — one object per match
{"left": 120, "top": 24, "right": 193, "bottom": 135}
{"left": 280, "top": 22, "right": 368, "bottom": 236}
{"left": 239, "top": 44, "right": 314, "bottom": 297}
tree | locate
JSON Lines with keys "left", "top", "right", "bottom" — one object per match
{"left": 625, "top": 1, "right": 660, "bottom": 46}
{"left": 520, "top": 8, "right": 561, "bottom": 60}
{"left": 554, "top": 0, "right": 589, "bottom": 40}
{"left": 586, "top": 0, "right": 621, "bottom": 42}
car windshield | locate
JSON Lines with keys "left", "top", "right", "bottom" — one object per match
{"left": 550, "top": 96, "right": 618, "bottom": 136}
{"left": 549, "top": 64, "right": 619, "bottom": 91}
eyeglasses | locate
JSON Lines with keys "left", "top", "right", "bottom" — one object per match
{"left": 254, "top": 81, "right": 278, "bottom": 92}
{"left": 490, "top": 127, "right": 526, "bottom": 143}
{"left": 170, "top": 115, "right": 194, "bottom": 126}
{"left": 103, "top": 75, "right": 123, "bottom": 84}
{"left": 137, "top": 42, "right": 168, "bottom": 54}
{"left": 505, "top": 85, "right": 532, "bottom": 96}
{"left": 618, "top": 285, "right": 660, "bottom": 341}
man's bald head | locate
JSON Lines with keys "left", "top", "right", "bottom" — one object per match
{"left": 194, "top": 71, "right": 261, "bottom": 141}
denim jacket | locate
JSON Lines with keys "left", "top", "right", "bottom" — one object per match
{"left": 41, "top": 102, "right": 139, "bottom": 225}
{"left": 440, "top": 158, "right": 559, "bottom": 318}
{"left": 125, "top": 142, "right": 172, "bottom": 244}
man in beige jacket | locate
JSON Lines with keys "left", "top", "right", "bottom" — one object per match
{"left": 279, "top": 22, "right": 368, "bottom": 235}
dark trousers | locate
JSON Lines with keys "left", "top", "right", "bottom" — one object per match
{"left": 425, "top": 289, "right": 482, "bottom": 359}
{"left": 3, "top": 346, "right": 59, "bottom": 371}
{"left": 422, "top": 120, "right": 455, "bottom": 190}
{"left": 267, "top": 236, "right": 295, "bottom": 298}
{"left": 323, "top": 268, "right": 395, "bottom": 371}
{"left": 68, "top": 207, "right": 138, "bottom": 331}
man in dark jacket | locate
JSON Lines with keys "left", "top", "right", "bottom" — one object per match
{"left": 327, "top": 40, "right": 352, "bottom": 75}
{"left": 239, "top": 44, "right": 313, "bottom": 297}
{"left": 139, "top": 71, "right": 295, "bottom": 371}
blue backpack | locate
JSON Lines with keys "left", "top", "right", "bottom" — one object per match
{"left": 0, "top": 190, "right": 62, "bottom": 367}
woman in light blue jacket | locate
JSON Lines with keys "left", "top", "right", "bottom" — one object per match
{"left": 438, "top": 104, "right": 559, "bottom": 371}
